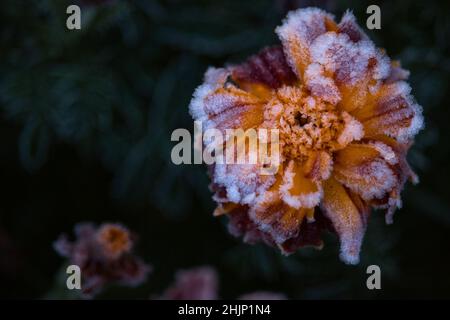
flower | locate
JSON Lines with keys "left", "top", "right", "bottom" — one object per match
{"left": 189, "top": 8, "right": 423, "bottom": 264}
{"left": 54, "top": 222, "right": 151, "bottom": 298}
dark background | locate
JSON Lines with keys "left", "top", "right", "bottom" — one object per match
{"left": 0, "top": 0, "right": 449, "bottom": 299}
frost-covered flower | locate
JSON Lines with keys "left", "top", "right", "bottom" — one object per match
{"left": 189, "top": 8, "right": 423, "bottom": 264}
{"left": 54, "top": 222, "right": 151, "bottom": 298}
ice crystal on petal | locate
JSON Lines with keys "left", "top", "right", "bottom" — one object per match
{"left": 337, "top": 112, "right": 364, "bottom": 146}
{"left": 157, "top": 266, "right": 288, "bottom": 300}
{"left": 279, "top": 160, "right": 323, "bottom": 209}
{"left": 337, "top": 10, "right": 368, "bottom": 42}
{"left": 310, "top": 32, "right": 381, "bottom": 85}
{"left": 385, "top": 61, "right": 410, "bottom": 84}
{"left": 276, "top": 7, "right": 335, "bottom": 77}
{"left": 189, "top": 7, "right": 423, "bottom": 264}
{"left": 368, "top": 141, "right": 398, "bottom": 165}
{"left": 336, "top": 158, "right": 397, "bottom": 200}
{"left": 238, "top": 291, "right": 287, "bottom": 300}
{"left": 304, "top": 63, "right": 341, "bottom": 104}
{"left": 214, "top": 163, "right": 268, "bottom": 204}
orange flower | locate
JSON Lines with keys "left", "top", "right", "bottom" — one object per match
{"left": 189, "top": 8, "right": 423, "bottom": 264}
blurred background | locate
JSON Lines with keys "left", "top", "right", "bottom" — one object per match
{"left": 0, "top": 0, "right": 449, "bottom": 299}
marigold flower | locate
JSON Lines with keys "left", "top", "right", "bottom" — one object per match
{"left": 54, "top": 222, "right": 151, "bottom": 298}
{"left": 159, "top": 266, "right": 219, "bottom": 300}
{"left": 189, "top": 8, "right": 423, "bottom": 264}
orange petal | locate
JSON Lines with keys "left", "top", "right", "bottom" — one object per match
{"left": 321, "top": 176, "right": 370, "bottom": 264}
{"left": 204, "top": 87, "right": 265, "bottom": 132}
{"left": 385, "top": 61, "right": 410, "bottom": 84}
{"left": 337, "top": 10, "right": 368, "bottom": 42}
{"left": 250, "top": 200, "right": 308, "bottom": 244}
{"left": 308, "top": 29, "right": 390, "bottom": 107}
{"left": 213, "top": 202, "right": 240, "bottom": 217}
{"left": 189, "top": 68, "right": 266, "bottom": 134}
{"left": 351, "top": 82, "right": 423, "bottom": 142}
{"left": 248, "top": 169, "right": 315, "bottom": 244}
{"left": 304, "top": 63, "right": 341, "bottom": 104}
{"left": 303, "top": 150, "right": 333, "bottom": 181}
{"left": 364, "top": 135, "right": 418, "bottom": 223}
{"left": 276, "top": 8, "right": 336, "bottom": 77}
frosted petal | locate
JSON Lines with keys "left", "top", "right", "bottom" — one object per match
{"left": 337, "top": 112, "right": 364, "bottom": 146}
{"left": 189, "top": 68, "right": 228, "bottom": 121}
{"left": 304, "top": 63, "right": 341, "bottom": 104}
{"left": 279, "top": 160, "right": 323, "bottom": 209}
{"left": 310, "top": 32, "right": 389, "bottom": 86}
{"left": 356, "top": 81, "right": 424, "bottom": 142}
{"left": 231, "top": 46, "right": 296, "bottom": 89}
{"left": 276, "top": 7, "right": 335, "bottom": 77}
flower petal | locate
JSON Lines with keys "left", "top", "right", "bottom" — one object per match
{"left": 231, "top": 46, "right": 297, "bottom": 90}
{"left": 189, "top": 68, "right": 266, "bottom": 133}
{"left": 227, "top": 203, "right": 325, "bottom": 251}
{"left": 247, "top": 169, "right": 315, "bottom": 244}
{"left": 385, "top": 61, "right": 410, "bottom": 84}
{"left": 337, "top": 10, "right": 368, "bottom": 43}
{"left": 304, "top": 63, "right": 341, "bottom": 104}
{"left": 250, "top": 199, "right": 310, "bottom": 244}
{"left": 336, "top": 112, "right": 364, "bottom": 147}
{"left": 279, "top": 160, "right": 323, "bottom": 209}
{"left": 299, "top": 11, "right": 391, "bottom": 114}
{"left": 364, "top": 135, "right": 418, "bottom": 223}
{"left": 303, "top": 150, "right": 333, "bottom": 181}
{"left": 213, "top": 162, "right": 275, "bottom": 204}
{"left": 280, "top": 210, "right": 331, "bottom": 253}
{"left": 308, "top": 30, "right": 390, "bottom": 113}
